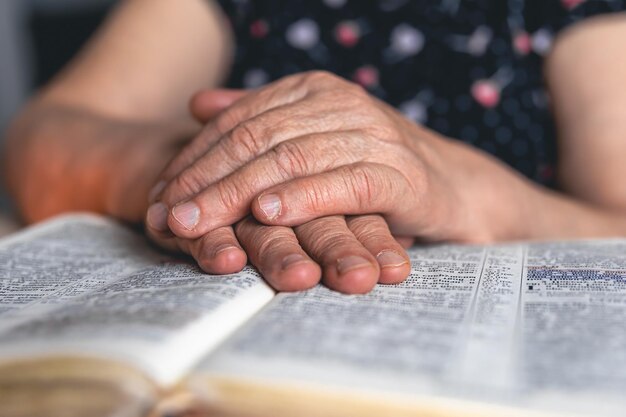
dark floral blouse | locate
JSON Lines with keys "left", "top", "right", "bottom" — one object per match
{"left": 215, "top": 0, "right": 626, "bottom": 187}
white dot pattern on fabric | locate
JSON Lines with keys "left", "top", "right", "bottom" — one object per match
{"left": 390, "top": 24, "right": 425, "bottom": 56}
{"left": 531, "top": 28, "right": 553, "bottom": 55}
{"left": 399, "top": 100, "right": 427, "bottom": 124}
{"left": 286, "top": 19, "right": 320, "bottom": 50}
{"left": 216, "top": 0, "right": 626, "bottom": 186}
{"left": 243, "top": 68, "right": 269, "bottom": 88}
{"left": 324, "top": 0, "right": 348, "bottom": 8}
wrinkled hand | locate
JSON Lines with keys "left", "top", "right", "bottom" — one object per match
{"left": 146, "top": 81, "right": 413, "bottom": 294}
{"left": 147, "top": 71, "right": 509, "bottom": 292}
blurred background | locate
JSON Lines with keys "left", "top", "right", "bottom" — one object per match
{"left": 0, "top": 0, "right": 114, "bottom": 227}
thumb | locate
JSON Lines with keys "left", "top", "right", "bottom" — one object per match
{"left": 189, "top": 88, "right": 249, "bottom": 123}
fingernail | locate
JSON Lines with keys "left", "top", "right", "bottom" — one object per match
{"left": 282, "top": 254, "right": 308, "bottom": 270}
{"left": 172, "top": 202, "right": 200, "bottom": 230}
{"left": 148, "top": 181, "right": 166, "bottom": 202}
{"left": 376, "top": 250, "right": 409, "bottom": 269}
{"left": 258, "top": 194, "right": 281, "bottom": 220}
{"left": 337, "top": 255, "right": 371, "bottom": 275}
{"left": 146, "top": 202, "right": 169, "bottom": 231}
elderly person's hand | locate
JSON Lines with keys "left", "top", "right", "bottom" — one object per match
{"left": 147, "top": 83, "right": 414, "bottom": 294}
{"left": 147, "top": 71, "right": 536, "bottom": 292}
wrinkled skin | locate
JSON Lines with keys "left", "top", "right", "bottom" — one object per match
{"left": 146, "top": 71, "right": 538, "bottom": 293}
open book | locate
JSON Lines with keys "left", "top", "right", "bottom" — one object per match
{"left": 1, "top": 214, "right": 625, "bottom": 417}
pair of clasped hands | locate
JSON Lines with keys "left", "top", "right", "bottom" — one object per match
{"left": 145, "top": 71, "right": 493, "bottom": 294}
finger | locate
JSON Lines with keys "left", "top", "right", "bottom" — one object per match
{"left": 186, "top": 226, "right": 247, "bottom": 275}
{"left": 145, "top": 228, "right": 181, "bottom": 253}
{"left": 150, "top": 74, "right": 309, "bottom": 198}
{"left": 156, "top": 96, "right": 359, "bottom": 210}
{"left": 294, "top": 216, "right": 380, "bottom": 294}
{"left": 150, "top": 72, "right": 363, "bottom": 205}
{"left": 157, "top": 101, "right": 326, "bottom": 207}
{"left": 146, "top": 217, "right": 247, "bottom": 275}
{"left": 146, "top": 201, "right": 180, "bottom": 247}
{"left": 251, "top": 162, "right": 412, "bottom": 227}
{"left": 346, "top": 215, "right": 411, "bottom": 284}
{"left": 156, "top": 131, "right": 365, "bottom": 237}
{"left": 235, "top": 217, "right": 321, "bottom": 292}
{"left": 146, "top": 201, "right": 245, "bottom": 273}
{"left": 190, "top": 89, "right": 249, "bottom": 123}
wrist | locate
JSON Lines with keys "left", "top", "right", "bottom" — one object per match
{"left": 4, "top": 104, "right": 191, "bottom": 224}
{"left": 418, "top": 131, "right": 537, "bottom": 243}
{"left": 4, "top": 107, "right": 108, "bottom": 222}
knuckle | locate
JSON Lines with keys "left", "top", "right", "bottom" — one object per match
{"left": 170, "top": 170, "right": 205, "bottom": 200}
{"left": 246, "top": 224, "right": 296, "bottom": 258}
{"left": 307, "top": 226, "right": 354, "bottom": 255}
{"left": 215, "top": 109, "right": 240, "bottom": 136}
{"left": 280, "top": 71, "right": 309, "bottom": 86}
{"left": 302, "top": 179, "right": 333, "bottom": 214}
{"left": 344, "top": 79, "right": 369, "bottom": 97}
{"left": 349, "top": 216, "right": 391, "bottom": 242}
{"left": 229, "top": 120, "right": 266, "bottom": 159}
{"left": 364, "top": 123, "right": 398, "bottom": 143}
{"left": 218, "top": 141, "right": 246, "bottom": 170}
{"left": 344, "top": 163, "right": 378, "bottom": 209}
{"left": 299, "top": 217, "right": 333, "bottom": 236}
{"left": 300, "top": 70, "right": 341, "bottom": 89}
{"left": 216, "top": 180, "right": 247, "bottom": 212}
{"left": 252, "top": 235, "right": 277, "bottom": 259}
{"left": 303, "top": 70, "right": 333, "bottom": 82}
{"left": 270, "top": 141, "right": 310, "bottom": 178}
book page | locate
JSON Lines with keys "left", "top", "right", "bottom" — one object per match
{"left": 520, "top": 241, "right": 626, "bottom": 416}
{"left": 0, "top": 214, "right": 275, "bottom": 386}
{"left": 196, "top": 241, "right": 626, "bottom": 417}
{"left": 0, "top": 213, "right": 155, "bottom": 316}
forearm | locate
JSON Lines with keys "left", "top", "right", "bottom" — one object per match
{"left": 0, "top": 0, "right": 233, "bottom": 224}
{"left": 2, "top": 102, "right": 195, "bottom": 224}
{"left": 521, "top": 185, "right": 626, "bottom": 240}
{"left": 426, "top": 132, "right": 626, "bottom": 243}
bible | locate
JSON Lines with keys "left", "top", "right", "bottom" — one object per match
{"left": 1, "top": 214, "right": 625, "bottom": 417}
